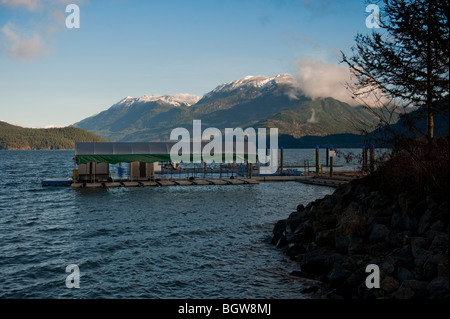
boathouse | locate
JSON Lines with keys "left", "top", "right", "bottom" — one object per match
{"left": 73, "top": 141, "right": 258, "bottom": 183}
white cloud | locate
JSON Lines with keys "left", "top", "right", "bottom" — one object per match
{"left": 1, "top": 23, "right": 46, "bottom": 61}
{"left": 1, "top": 0, "right": 81, "bottom": 11}
{"left": 294, "top": 58, "right": 357, "bottom": 105}
{"left": 0, "top": 0, "right": 86, "bottom": 61}
{"left": 293, "top": 58, "right": 397, "bottom": 108}
{"left": 1, "top": 0, "right": 40, "bottom": 11}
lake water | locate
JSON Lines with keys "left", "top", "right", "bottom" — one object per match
{"left": 0, "top": 149, "right": 359, "bottom": 299}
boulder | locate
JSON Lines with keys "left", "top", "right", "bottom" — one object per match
{"left": 410, "top": 200, "right": 428, "bottom": 217}
{"left": 438, "top": 200, "right": 449, "bottom": 220}
{"left": 397, "top": 267, "right": 414, "bottom": 283}
{"left": 381, "top": 276, "right": 400, "bottom": 294}
{"left": 371, "top": 192, "right": 391, "bottom": 209}
{"left": 400, "top": 280, "right": 428, "bottom": 298}
{"left": 327, "top": 263, "right": 352, "bottom": 286}
{"left": 430, "top": 220, "right": 445, "bottom": 232}
{"left": 399, "top": 211, "right": 413, "bottom": 229}
{"left": 300, "top": 285, "right": 320, "bottom": 294}
{"left": 287, "top": 220, "right": 314, "bottom": 244}
{"left": 312, "top": 221, "right": 330, "bottom": 233}
{"left": 334, "top": 267, "right": 367, "bottom": 299}
{"left": 345, "top": 201, "right": 361, "bottom": 214}
{"left": 391, "top": 213, "right": 401, "bottom": 228}
{"left": 286, "top": 211, "right": 306, "bottom": 234}
{"left": 423, "top": 257, "right": 438, "bottom": 280}
{"left": 319, "top": 215, "right": 338, "bottom": 228}
{"left": 395, "top": 245, "right": 415, "bottom": 265}
{"left": 380, "top": 256, "right": 397, "bottom": 275}
{"left": 418, "top": 209, "right": 433, "bottom": 234}
{"left": 414, "top": 249, "right": 432, "bottom": 268}
{"left": 286, "top": 243, "right": 306, "bottom": 258}
{"left": 429, "top": 233, "right": 449, "bottom": 253}
{"left": 398, "top": 191, "right": 416, "bottom": 212}
{"left": 319, "top": 194, "right": 338, "bottom": 211}
{"left": 300, "top": 250, "right": 333, "bottom": 275}
{"left": 335, "top": 236, "right": 350, "bottom": 254}
{"left": 393, "top": 286, "right": 415, "bottom": 299}
{"left": 426, "top": 276, "right": 450, "bottom": 299}
{"left": 369, "top": 223, "right": 390, "bottom": 243}
{"left": 348, "top": 237, "right": 365, "bottom": 255}
{"left": 385, "top": 232, "right": 404, "bottom": 249}
{"left": 315, "top": 229, "right": 337, "bottom": 247}
{"left": 437, "top": 261, "right": 449, "bottom": 277}
{"left": 271, "top": 219, "right": 286, "bottom": 245}
{"left": 410, "top": 237, "right": 431, "bottom": 258}
{"left": 426, "top": 194, "right": 440, "bottom": 210}
{"left": 276, "top": 235, "right": 288, "bottom": 249}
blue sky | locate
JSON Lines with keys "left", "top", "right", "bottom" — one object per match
{"left": 0, "top": 0, "right": 373, "bottom": 127}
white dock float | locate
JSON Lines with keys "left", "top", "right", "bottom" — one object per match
{"left": 104, "top": 182, "right": 122, "bottom": 188}
{"left": 72, "top": 178, "right": 261, "bottom": 189}
{"left": 206, "top": 179, "right": 230, "bottom": 185}
{"left": 174, "top": 180, "right": 195, "bottom": 186}
{"left": 85, "top": 183, "right": 103, "bottom": 188}
{"left": 121, "top": 182, "right": 140, "bottom": 187}
{"left": 157, "top": 180, "right": 177, "bottom": 187}
{"left": 228, "top": 179, "right": 246, "bottom": 185}
{"left": 140, "top": 181, "right": 158, "bottom": 187}
{"left": 192, "top": 179, "right": 212, "bottom": 186}
{"left": 240, "top": 179, "right": 259, "bottom": 184}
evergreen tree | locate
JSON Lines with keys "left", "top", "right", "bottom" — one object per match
{"left": 341, "top": 0, "right": 449, "bottom": 140}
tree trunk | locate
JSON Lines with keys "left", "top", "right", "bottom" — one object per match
{"left": 426, "top": 1, "right": 434, "bottom": 141}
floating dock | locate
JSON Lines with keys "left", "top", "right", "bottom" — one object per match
{"left": 42, "top": 142, "right": 373, "bottom": 189}
{"left": 41, "top": 178, "right": 73, "bottom": 187}
{"left": 67, "top": 174, "right": 363, "bottom": 189}
{"left": 70, "top": 178, "right": 262, "bottom": 189}
{"left": 295, "top": 172, "right": 365, "bottom": 188}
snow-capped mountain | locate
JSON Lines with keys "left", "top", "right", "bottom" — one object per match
{"left": 111, "top": 93, "right": 202, "bottom": 110}
{"left": 200, "top": 74, "right": 297, "bottom": 101}
{"left": 208, "top": 74, "right": 295, "bottom": 94}
{"left": 74, "top": 74, "right": 381, "bottom": 142}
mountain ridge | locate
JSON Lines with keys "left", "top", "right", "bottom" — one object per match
{"left": 73, "top": 74, "right": 393, "bottom": 142}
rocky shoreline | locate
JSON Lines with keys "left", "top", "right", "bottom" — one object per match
{"left": 272, "top": 177, "right": 449, "bottom": 299}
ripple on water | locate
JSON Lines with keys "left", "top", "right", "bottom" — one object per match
{"left": 0, "top": 150, "right": 337, "bottom": 298}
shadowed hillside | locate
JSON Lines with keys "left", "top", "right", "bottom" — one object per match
{"left": 0, "top": 121, "right": 108, "bottom": 150}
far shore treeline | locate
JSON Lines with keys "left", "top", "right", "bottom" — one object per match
{"left": 0, "top": 121, "right": 108, "bottom": 150}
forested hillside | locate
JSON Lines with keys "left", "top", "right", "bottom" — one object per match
{"left": 0, "top": 121, "right": 108, "bottom": 150}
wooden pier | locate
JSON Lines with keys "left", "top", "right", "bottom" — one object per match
{"left": 69, "top": 171, "right": 364, "bottom": 189}
{"left": 70, "top": 178, "right": 262, "bottom": 189}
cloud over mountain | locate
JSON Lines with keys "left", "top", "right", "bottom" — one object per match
{"left": 293, "top": 58, "right": 357, "bottom": 106}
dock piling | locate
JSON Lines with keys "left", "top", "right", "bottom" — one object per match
{"left": 315, "top": 145, "right": 319, "bottom": 176}
{"left": 370, "top": 145, "right": 375, "bottom": 174}
{"left": 362, "top": 146, "right": 368, "bottom": 173}
{"left": 329, "top": 145, "right": 334, "bottom": 177}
